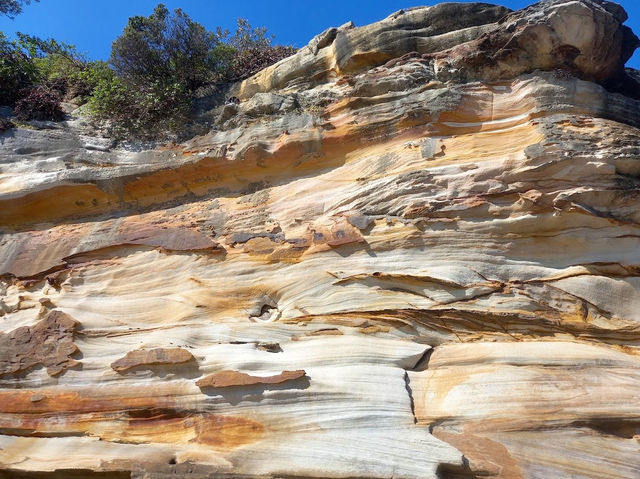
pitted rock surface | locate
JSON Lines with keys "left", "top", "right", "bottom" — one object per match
{"left": 0, "top": 311, "right": 80, "bottom": 378}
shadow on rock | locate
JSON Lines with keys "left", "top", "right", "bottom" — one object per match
{"left": 199, "top": 376, "right": 311, "bottom": 405}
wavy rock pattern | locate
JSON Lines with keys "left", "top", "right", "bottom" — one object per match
{"left": 1, "top": 0, "right": 640, "bottom": 477}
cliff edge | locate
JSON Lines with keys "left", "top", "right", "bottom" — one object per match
{"left": 1, "top": 1, "right": 640, "bottom": 478}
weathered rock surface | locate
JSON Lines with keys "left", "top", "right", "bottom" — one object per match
{"left": 195, "top": 369, "right": 306, "bottom": 388}
{"left": 0, "top": 311, "right": 80, "bottom": 378}
{"left": 111, "top": 348, "right": 196, "bottom": 373}
{"left": 1, "top": 0, "right": 640, "bottom": 477}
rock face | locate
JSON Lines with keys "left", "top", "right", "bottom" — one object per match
{"left": 1, "top": 1, "right": 640, "bottom": 477}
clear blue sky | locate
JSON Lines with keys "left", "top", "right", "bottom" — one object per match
{"left": 1, "top": 0, "right": 639, "bottom": 69}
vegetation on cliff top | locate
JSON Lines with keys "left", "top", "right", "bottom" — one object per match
{"left": 0, "top": 2, "right": 296, "bottom": 139}
{"left": 0, "top": 0, "right": 36, "bottom": 19}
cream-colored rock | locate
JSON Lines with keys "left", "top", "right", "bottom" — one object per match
{"left": 409, "top": 341, "right": 640, "bottom": 478}
{"left": 1, "top": 1, "right": 640, "bottom": 478}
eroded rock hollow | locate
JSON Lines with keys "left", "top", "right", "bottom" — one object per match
{"left": 1, "top": 1, "right": 640, "bottom": 477}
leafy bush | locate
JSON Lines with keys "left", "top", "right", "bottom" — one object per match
{"left": 18, "top": 33, "right": 89, "bottom": 99}
{"left": 69, "top": 60, "right": 114, "bottom": 100}
{"left": 110, "top": 4, "right": 228, "bottom": 91}
{"left": 87, "top": 4, "right": 233, "bottom": 138}
{"left": 87, "top": 75, "right": 189, "bottom": 139}
{"left": 223, "top": 18, "right": 296, "bottom": 81}
{"left": 0, "top": 32, "right": 87, "bottom": 107}
{"left": 0, "top": 32, "right": 38, "bottom": 105}
{"left": 13, "top": 84, "right": 64, "bottom": 121}
{"left": 1, "top": 2, "right": 298, "bottom": 138}
{"left": 227, "top": 44, "right": 296, "bottom": 81}
{"left": 0, "top": 0, "right": 37, "bottom": 18}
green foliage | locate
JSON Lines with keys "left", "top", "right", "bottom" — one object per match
{"left": 16, "top": 32, "right": 85, "bottom": 64}
{"left": 17, "top": 33, "right": 92, "bottom": 99}
{"left": 0, "top": 32, "right": 38, "bottom": 105}
{"left": 228, "top": 18, "right": 273, "bottom": 52}
{"left": 220, "top": 18, "right": 296, "bottom": 82}
{"left": 14, "top": 84, "right": 64, "bottom": 121}
{"left": 0, "top": 0, "right": 37, "bottom": 18}
{"left": 110, "top": 4, "right": 226, "bottom": 91}
{"left": 1, "top": 2, "right": 297, "bottom": 138}
{"left": 92, "top": 3, "right": 229, "bottom": 138}
{"left": 87, "top": 74, "right": 190, "bottom": 139}
{"left": 71, "top": 60, "right": 114, "bottom": 100}
{"left": 0, "top": 31, "right": 88, "bottom": 106}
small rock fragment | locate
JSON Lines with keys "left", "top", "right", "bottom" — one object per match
{"left": 196, "top": 369, "right": 306, "bottom": 388}
{"left": 111, "top": 347, "right": 196, "bottom": 373}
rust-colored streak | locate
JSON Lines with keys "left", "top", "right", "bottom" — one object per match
{"left": 0, "top": 311, "right": 80, "bottom": 378}
{"left": 339, "top": 51, "right": 395, "bottom": 75}
{"left": 111, "top": 347, "right": 196, "bottom": 372}
{"left": 0, "top": 388, "right": 263, "bottom": 450}
{"left": 195, "top": 415, "right": 266, "bottom": 449}
{"left": 0, "top": 391, "right": 178, "bottom": 415}
{"left": 433, "top": 428, "right": 524, "bottom": 478}
{"left": 4, "top": 223, "right": 221, "bottom": 279}
{"left": 196, "top": 369, "right": 306, "bottom": 388}
{"left": 0, "top": 184, "right": 118, "bottom": 228}
{"left": 0, "top": 122, "right": 366, "bottom": 233}
{"left": 106, "top": 409, "right": 195, "bottom": 445}
{"left": 0, "top": 404, "right": 264, "bottom": 450}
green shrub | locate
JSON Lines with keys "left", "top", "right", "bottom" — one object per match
{"left": 1, "top": 3, "right": 298, "bottom": 138}
{"left": 110, "top": 4, "right": 228, "bottom": 91}
{"left": 13, "top": 84, "right": 64, "bottom": 121}
{"left": 0, "top": 32, "right": 89, "bottom": 106}
{"left": 69, "top": 60, "right": 113, "bottom": 101}
{"left": 87, "top": 74, "right": 189, "bottom": 139}
{"left": 85, "top": 4, "right": 230, "bottom": 138}
{"left": 0, "top": 0, "right": 37, "bottom": 18}
{"left": 227, "top": 44, "right": 296, "bottom": 81}
{"left": 0, "top": 32, "right": 38, "bottom": 105}
{"left": 222, "top": 18, "right": 296, "bottom": 81}
{"left": 17, "top": 33, "right": 89, "bottom": 100}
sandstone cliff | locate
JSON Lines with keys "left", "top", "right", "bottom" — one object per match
{"left": 1, "top": 1, "right": 640, "bottom": 478}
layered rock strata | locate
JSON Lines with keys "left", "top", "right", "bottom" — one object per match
{"left": 1, "top": 1, "right": 640, "bottom": 478}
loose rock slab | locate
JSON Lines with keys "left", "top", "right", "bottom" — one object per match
{"left": 111, "top": 347, "right": 196, "bottom": 372}
{"left": 196, "top": 369, "right": 306, "bottom": 388}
